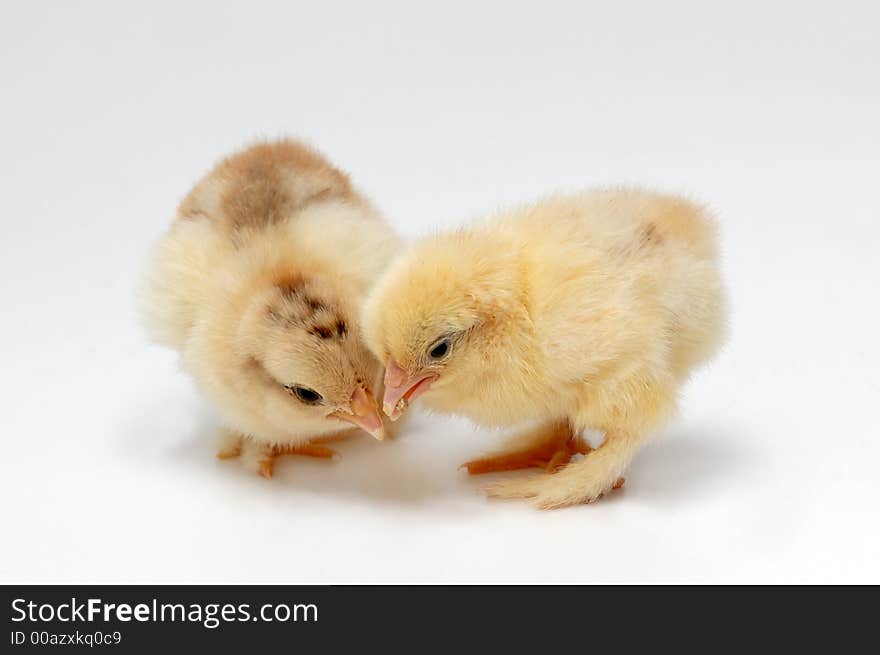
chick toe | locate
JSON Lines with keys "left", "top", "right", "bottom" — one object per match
{"left": 216, "top": 445, "right": 242, "bottom": 460}
{"left": 216, "top": 429, "right": 243, "bottom": 460}
{"left": 463, "top": 422, "right": 591, "bottom": 474}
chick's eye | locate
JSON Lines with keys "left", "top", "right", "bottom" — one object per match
{"left": 428, "top": 339, "right": 450, "bottom": 360}
{"left": 286, "top": 385, "right": 323, "bottom": 404}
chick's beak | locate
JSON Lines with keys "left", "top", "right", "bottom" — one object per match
{"left": 382, "top": 359, "right": 437, "bottom": 421}
{"left": 334, "top": 386, "right": 386, "bottom": 440}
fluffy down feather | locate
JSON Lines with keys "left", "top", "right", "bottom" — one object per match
{"left": 363, "top": 188, "right": 726, "bottom": 507}
{"left": 141, "top": 139, "right": 401, "bottom": 476}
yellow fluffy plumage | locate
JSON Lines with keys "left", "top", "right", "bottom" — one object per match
{"left": 363, "top": 188, "right": 727, "bottom": 508}
{"left": 141, "top": 139, "right": 401, "bottom": 477}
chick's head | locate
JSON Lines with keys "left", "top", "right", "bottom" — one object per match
{"left": 363, "top": 232, "right": 531, "bottom": 421}
{"left": 228, "top": 273, "right": 385, "bottom": 440}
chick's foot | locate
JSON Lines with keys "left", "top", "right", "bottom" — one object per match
{"left": 485, "top": 428, "right": 640, "bottom": 508}
{"left": 463, "top": 423, "right": 593, "bottom": 475}
{"left": 256, "top": 442, "right": 340, "bottom": 479}
{"left": 218, "top": 431, "right": 344, "bottom": 479}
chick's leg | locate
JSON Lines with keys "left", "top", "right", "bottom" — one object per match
{"left": 463, "top": 421, "right": 592, "bottom": 474}
{"left": 257, "top": 441, "right": 344, "bottom": 479}
{"left": 485, "top": 428, "right": 639, "bottom": 509}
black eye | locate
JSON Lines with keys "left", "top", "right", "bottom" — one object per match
{"left": 286, "top": 385, "right": 323, "bottom": 404}
{"left": 428, "top": 339, "right": 450, "bottom": 360}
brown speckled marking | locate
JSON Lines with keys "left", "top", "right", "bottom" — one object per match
{"left": 310, "top": 325, "right": 334, "bottom": 339}
{"left": 266, "top": 275, "right": 349, "bottom": 341}
{"left": 639, "top": 222, "right": 663, "bottom": 247}
{"left": 276, "top": 275, "right": 305, "bottom": 301}
{"left": 220, "top": 141, "right": 353, "bottom": 235}
{"left": 177, "top": 140, "right": 358, "bottom": 241}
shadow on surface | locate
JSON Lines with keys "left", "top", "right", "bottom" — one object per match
{"left": 117, "top": 392, "right": 487, "bottom": 508}
{"left": 118, "top": 389, "right": 750, "bottom": 510}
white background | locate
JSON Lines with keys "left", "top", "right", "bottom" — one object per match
{"left": 1, "top": 1, "right": 878, "bottom": 583}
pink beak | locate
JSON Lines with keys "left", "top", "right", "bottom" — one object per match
{"left": 382, "top": 359, "right": 437, "bottom": 420}
{"left": 333, "top": 386, "right": 386, "bottom": 440}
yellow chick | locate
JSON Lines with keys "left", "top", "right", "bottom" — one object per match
{"left": 141, "top": 139, "right": 400, "bottom": 477}
{"left": 363, "top": 189, "right": 727, "bottom": 508}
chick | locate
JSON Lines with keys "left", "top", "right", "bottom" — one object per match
{"left": 363, "top": 189, "right": 726, "bottom": 508}
{"left": 141, "top": 139, "right": 400, "bottom": 477}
